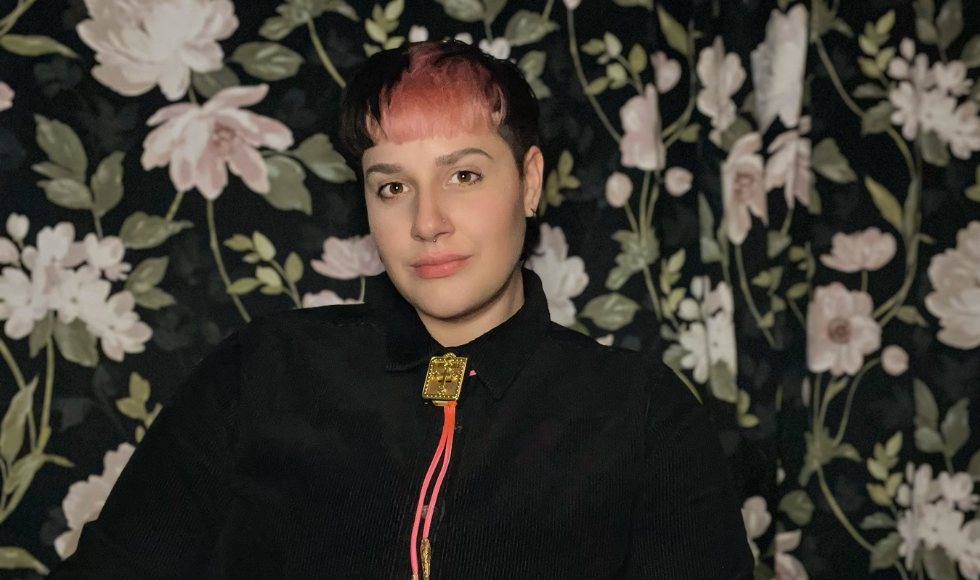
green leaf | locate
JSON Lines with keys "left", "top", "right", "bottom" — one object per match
{"left": 812, "top": 138, "right": 857, "bottom": 183}
{"left": 896, "top": 305, "right": 929, "bottom": 327}
{"left": 679, "top": 123, "right": 700, "bottom": 143}
{"left": 34, "top": 115, "right": 87, "bottom": 180}
{"left": 913, "top": 378, "right": 939, "bottom": 430}
{"left": 435, "top": 0, "right": 484, "bottom": 22}
{"left": 875, "top": 10, "right": 896, "bottom": 35}
{"left": 125, "top": 257, "right": 169, "bottom": 295}
{"left": 961, "top": 35, "right": 980, "bottom": 67}
{"left": 91, "top": 152, "right": 124, "bottom": 218}
{"left": 920, "top": 130, "right": 950, "bottom": 167}
{"left": 0, "top": 377, "right": 37, "bottom": 463}
{"left": 0, "top": 34, "right": 77, "bottom": 58}
{"left": 605, "top": 230, "right": 658, "bottom": 290}
{"left": 258, "top": 15, "right": 298, "bottom": 41}
{"left": 384, "top": 0, "right": 404, "bottom": 20}
{"left": 656, "top": 6, "right": 688, "bottom": 55}
{"left": 285, "top": 252, "right": 304, "bottom": 283}
{"left": 719, "top": 117, "right": 752, "bottom": 151}
{"left": 365, "top": 19, "right": 387, "bottom": 44}
{"left": 852, "top": 83, "right": 889, "bottom": 99}
{"left": 0, "top": 546, "right": 49, "bottom": 574}
{"left": 228, "top": 277, "right": 262, "bottom": 295}
{"left": 864, "top": 176, "right": 903, "bottom": 234}
{"left": 585, "top": 76, "right": 610, "bottom": 95}
{"left": 968, "top": 448, "right": 980, "bottom": 481}
{"left": 504, "top": 10, "right": 558, "bottom": 47}
{"left": 255, "top": 265, "right": 282, "bottom": 289}
{"left": 709, "top": 362, "right": 738, "bottom": 403}
{"left": 915, "top": 426, "right": 945, "bottom": 453}
{"left": 518, "top": 50, "right": 546, "bottom": 80}
{"left": 966, "top": 182, "right": 980, "bottom": 202}
{"left": 116, "top": 397, "right": 146, "bottom": 420}
{"left": 133, "top": 287, "right": 176, "bottom": 310}
{"left": 53, "top": 318, "right": 98, "bottom": 368}
{"left": 263, "top": 156, "right": 312, "bottom": 214}
{"left": 778, "top": 490, "right": 815, "bottom": 526}
{"left": 666, "top": 248, "right": 686, "bottom": 273}
{"left": 130, "top": 372, "right": 151, "bottom": 402}
{"left": 612, "top": 0, "right": 653, "bottom": 7}
{"left": 119, "top": 212, "right": 193, "bottom": 250}
{"left": 861, "top": 512, "right": 897, "bottom": 530}
{"left": 885, "top": 431, "right": 903, "bottom": 456}
{"left": 861, "top": 101, "right": 896, "bottom": 135}
{"left": 580, "top": 293, "right": 641, "bottom": 331}
{"left": 252, "top": 231, "right": 276, "bottom": 261}
{"left": 917, "top": 19, "right": 939, "bottom": 45}
{"left": 291, "top": 133, "right": 355, "bottom": 183}
{"left": 786, "top": 283, "right": 808, "bottom": 300}
{"left": 869, "top": 532, "right": 901, "bottom": 572}
{"left": 320, "top": 0, "right": 359, "bottom": 21}
{"left": 941, "top": 398, "right": 969, "bottom": 458}
{"left": 581, "top": 39, "right": 605, "bottom": 56}
{"left": 191, "top": 66, "right": 241, "bottom": 98}
{"left": 28, "top": 315, "right": 52, "bottom": 359}
{"left": 602, "top": 33, "right": 622, "bottom": 58}
{"left": 224, "top": 234, "right": 253, "bottom": 252}
{"left": 528, "top": 78, "right": 552, "bottom": 99}
{"left": 923, "top": 547, "right": 958, "bottom": 580}
{"left": 483, "top": 0, "right": 507, "bottom": 24}
{"left": 936, "top": 0, "right": 962, "bottom": 50}
{"left": 231, "top": 42, "right": 304, "bottom": 81}
{"left": 31, "top": 161, "right": 76, "bottom": 180}
{"left": 38, "top": 179, "right": 92, "bottom": 210}
{"left": 628, "top": 44, "right": 647, "bottom": 74}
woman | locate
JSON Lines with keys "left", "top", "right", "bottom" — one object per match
{"left": 52, "top": 40, "right": 753, "bottom": 579}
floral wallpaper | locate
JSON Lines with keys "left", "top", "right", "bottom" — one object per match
{"left": 0, "top": 0, "right": 977, "bottom": 578}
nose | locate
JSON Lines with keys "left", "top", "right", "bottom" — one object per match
{"left": 411, "top": 188, "right": 452, "bottom": 242}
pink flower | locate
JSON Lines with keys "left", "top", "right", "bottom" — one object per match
{"left": 301, "top": 290, "right": 360, "bottom": 308}
{"left": 605, "top": 171, "right": 633, "bottom": 208}
{"left": 619, "top": 84, "right": 665, "bottom": 171}
{"left": 819, "top": 227, "right": 898, "bottom": 273}
{"left": 0, "top": 81, "right": 13, "bottom": 112}
{"left": 925, "top": 221, "right": 980, "bottom": 349}
{"left": 765, "top": 122, "right": 812, "bottom": 209}
{"left": 696, "top": 37, "right": 746, "bottom": 145}
{"left": 882, "top": 345, "right": 909, "bottom": 376}
{"left": 807, "top": 282, "right": 882, "bottom": 376}
{"left": 311, "top": 235, "right": 385, "bottom": 280}
{"left": 651, "top": 51, "right": 680, "bottom": 93}
{"left": 722, "top": 132, "right": 767, "bottom": 245}
{"left": 141, "top": 84, "right": 293, "bottom": 200}
{"left": 665, "top": 167, "right": 692, "bottom": 196}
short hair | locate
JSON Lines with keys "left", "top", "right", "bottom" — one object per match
{"left": 337, "top": 39, "right": 541, "bottom": 260}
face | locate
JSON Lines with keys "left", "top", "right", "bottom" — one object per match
{"left": 362, "top": 130, "right": 543, "bottom": 324}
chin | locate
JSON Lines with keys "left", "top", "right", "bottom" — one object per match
{"left": 406, "top": 278, "right": 482, "bottom": 321}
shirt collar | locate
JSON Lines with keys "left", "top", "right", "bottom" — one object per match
{"left": 365, "top": 267, "right": 552, "bottom": 400}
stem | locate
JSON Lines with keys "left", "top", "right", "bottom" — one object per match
{"left": 207, "top": 199, "right": 251, "bottom": 323}
{"left": 165, "top": 190, "right": 185, "bottom": 221}
{"left": 39, "top": 337, "right": 54, "bottom": 448}
{"left": 671, "top": 366, "right": 703, "bottom": 404}
{"left": 638, "top": 170, "right": 652, "bottom": 238}
{"left": 813, "top": 35, "right": 915, "bottom": 178}
{"left": 788, "top": 296, "right": 806, "bottom": 327}
{"left": 813, "top": 372, "right": 823, "bottom": 425}
{"left": 542, "top": 0, "right": 555, "bottom": 19}
{"left": 187, "top": 85, "right": 198, "bottom": 105}
{"left": 896, "top": 564, "right": 910, "bottom": 580}
{"left": 943, "top": 454, "right": 954, "bottom": 474}
{"left": 831, "top": 357, "right": 880, "bottom": 446}
{"left": 645, "top": 175, "right": 659, "bottom": 235}
{"left": 875, "top": 148, "right": 922, "bottom": 327}
{"left": 780, "top": 206, "right": 795, "bottom": 236}
{"left": 614, "top": 54, "right": 643, "bottom": 93}
{"left": 92, "top": 213, "right": 103, "bottom": 239}
{"left": 0, "top": 0, "right": 37, "bottom": 38}
{"left": 0, "top": 336, "right": 27, "bottom": 390}
{"left": 861, "top": 270, "right": 868, "bottom": 293}
{"left": 623, "top": 203, "right": 641, "bottom": 240}
{"left": 567, "top": 9, "right": 621, "bottom": 143}
{"left": 483, "top": 19, "right": 493, "bottom": 41}
{"left": 307, "top": 18, "right": 346, "bottom": 88}
{"left": 817, "top": 464, "right": 874, "bottom": 551}
{"left": 662, "top": 20, "right": 698, "bottom": 148}
{"left": 734, "top": 244, "right": 776, "bottom": 347}
{"left": 358, "top": 276, "right": 366, "bottom": 302}
{"left": 270, "top": 260, "right": 301, "bottom": 308}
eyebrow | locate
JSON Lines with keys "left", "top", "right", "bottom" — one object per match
{"left": 364, "top": 147, "right": 494, "bottom": 179}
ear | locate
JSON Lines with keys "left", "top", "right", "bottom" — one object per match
{"left": 521, "top": 146, "right": 544, "bottom": 218}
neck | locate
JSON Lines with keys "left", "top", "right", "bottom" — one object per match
{"left": 419, "top": 266, "right": 525, "bottom": 348}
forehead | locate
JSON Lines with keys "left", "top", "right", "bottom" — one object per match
{"left": 362, "top": 129, "right": 508, "bottom": 163}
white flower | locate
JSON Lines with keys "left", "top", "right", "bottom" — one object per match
{"left": 881, "top": 345, "right": 909, "bottom": 376}
{"left": 408, "top": 25, "right": 429, "bottom": 43}
{"left": 454, "top": 32, "right": 473, "bottom": 45}
{"left": 678, "top": 278, "right": 736, "bottom": 385}
{"left": 0, "top": 239, "right": 18, "bottom": 265}
{"left": 751, "top": 5, "right": 808, "bottom": 133}
{"left": 595, "top": 334, "right": 614, "bottom": 346}
{"left": 651, "top": 51, "right": 680, "bottom": 93}
{"left": 83, "top": 234, "right": 130, "bottom": 281}
{"left": 0, "top": 267, "right": 49, "bottom": 339}
{"left": 664, "top": 167, "right": 692, "bottom": 197}
{"left": 900, "top": 38, "right": 915, "bottom": 61}
{"left": 55, "top": 443, "right": 135, "bottom": 559}
{"left": 76, "top": 0, "right": 238, "bottom": 101}
{"left": 925, "top": 221, "right": 980, "bottom": 349}
{"left": 604, "top": 171, "right": 633, "bottom": 208}
{"left": 526, "top": 224, "right": 588, "bottom": 327}
{"left": 741, "top": 496, "right": 772, "bottom": 563}
{"left": 956, "top": 521, "right": 980, "bottom": 580}
{"left": 301, "top": 290, "right": 360, "bottom": 308}
{"left": 23, "top": 223, "right": 86, "bottom": 272}
{"left": 311, "top": 235, "right": 385, "bottom": 280}
{"left": 934, "top": 61, "right": 974, "bottom": 97}
{"left": 765, "top": 120, "right": 812, "bottom": 209}
{"left": 478, "top": 38, "right": 510, "bottom": 60}
{"left": 562, "top": 0, "right": 581, "bottom": 10}
{"left": 6, "top": 213, "right": 28, "bottom": 242}
{"left": 48, "top": 265, "right": 108, "bottom": 325}
{"left": 696, "top": 37, "right": 746, "bottom": 145}
{"left": 938, "top": 472, "right": 979, "bottom": 512}
{"left": 0, "top": 81, "right": 13, "bottom": 112}
{"left": 619, "top": 84, "right": 665, "bottom": 171}
{"left": 937, "top": 100, "right": 980, "bottom": 160}
{"left": 774, "top": 530, "right": 810, "bottom": 580}
{"left": 890, "top": 82, "right": 922, "bottom": 140}
{"left": 819, "top": 227, "right": 897, "bottom": 273}
{"left": 84, "top": 290, "right": 153, "bottom": 362}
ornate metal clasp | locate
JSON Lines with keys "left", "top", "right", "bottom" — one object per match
{"left": 421, "top": 353, "right": 467, "bottom": 406}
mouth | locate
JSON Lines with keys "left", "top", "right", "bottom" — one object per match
{"left": 411, "top": 254, "right": 469, "bottom": 279}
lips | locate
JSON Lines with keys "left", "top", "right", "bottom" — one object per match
{"left": 411, "top": 254, "right": 469, "bottom": 279}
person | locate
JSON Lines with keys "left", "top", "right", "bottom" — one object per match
{"left": 51, "top": 40, "right": 754, "bottom": 579}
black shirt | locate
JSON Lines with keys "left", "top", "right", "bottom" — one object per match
{"left": 52, "top": 267, "right": 754, "bottom": 579}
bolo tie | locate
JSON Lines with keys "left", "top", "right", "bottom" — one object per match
{"left": 410, "top": 352, "right": 469, "bottom": 580}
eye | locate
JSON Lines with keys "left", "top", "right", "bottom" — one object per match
{"left": 450, "top": 170, "right": 482, "bottom": 185}
{"left": 376, "top": 181, "right": 407, "bottom": 199}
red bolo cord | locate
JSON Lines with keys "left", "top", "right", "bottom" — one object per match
{"left": 409, "top": 401, "right": 456, "bottom": 580}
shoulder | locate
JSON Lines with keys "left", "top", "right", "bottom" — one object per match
{"left": 242, "top": 302, "right": 385, "bottom": 342}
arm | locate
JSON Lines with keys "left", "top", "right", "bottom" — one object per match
{"left": 619, "top": 365, "right": 754, "bottom": 580}
{"left": 50, "top": 328, "right": 246, "bottom": 579}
